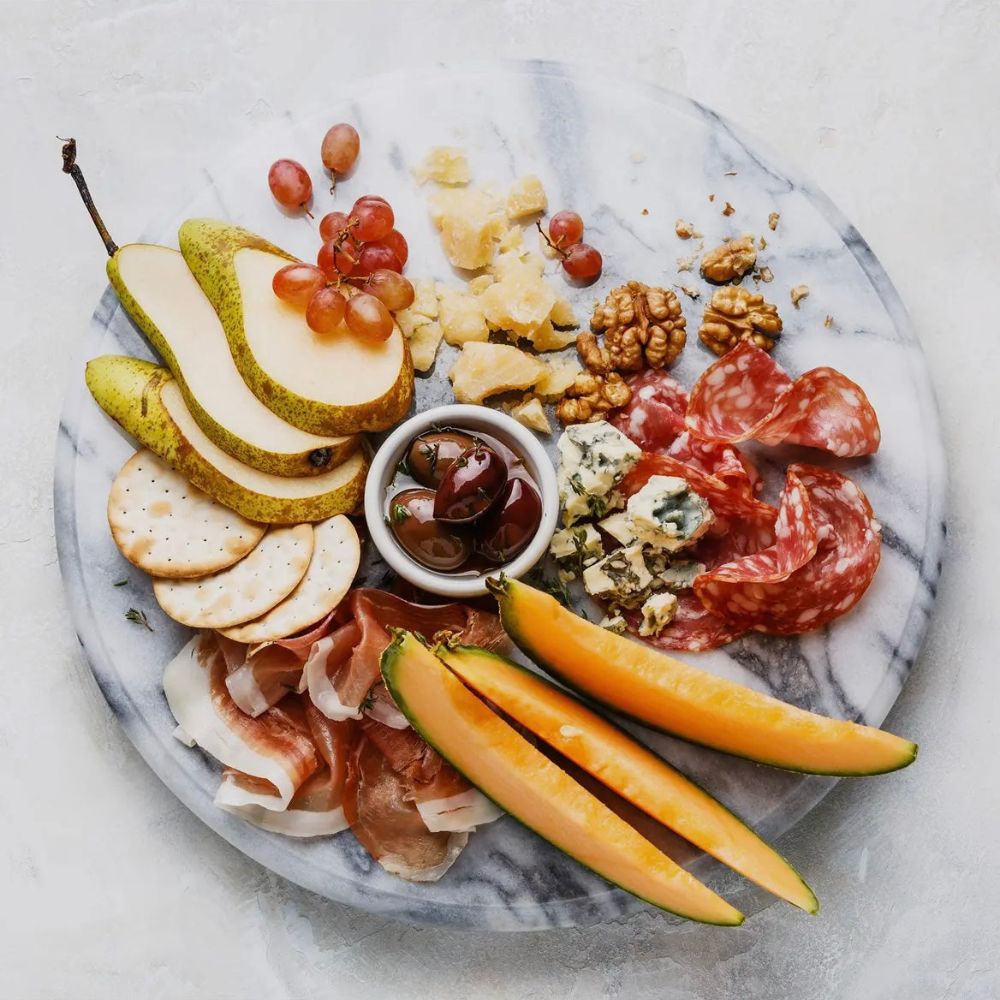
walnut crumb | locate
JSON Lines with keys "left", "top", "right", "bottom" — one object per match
{"left": 758, "top": 266, "right": 774, "bottom": 283}
{"left": 722, "top": 201, "right": 735, "bottom": 217}
{"left": 768, "top": 212, "right": 780, "bottom": 231}
{"left": 708, "top": 193, "right": 716, "bottom": 202}
{"left": 724, "top": 170, "right": 737, "bottom": 176}
{"left": 824, "top": 314, "right": 834, "bottom": 328}
{"left": 700, "top": 236, "right": 757, "bottom": 283}
{"left": 675, "top": 219, "right": 697, "bottom": 239}
{"left": 759, "top": 236, "right": 767, "bottom": 251}
{"left": 677, "top": 254, "right": 697, "bottom": 273}
{"left": 678, "top": 285, "right": 701, "bottom": 300}
{"left": 790, "top": 284, "right": 810, "bottom": 307}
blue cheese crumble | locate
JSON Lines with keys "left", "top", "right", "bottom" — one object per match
{"left": 557, "top": 421, "right": 642, "bottom": 525}
{"left": 549, "top": 524, "right": 603, "bottom": 566}
{"left": 582, "top": 543, "right": 653, "bottom": 608}
{"left": 638, "top": 592, "right": 679, "bottom": 637}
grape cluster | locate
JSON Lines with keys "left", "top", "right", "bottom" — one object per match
{"left": 544, "top": 210, "right": 603, "bottom": 282}
{"left": 267, "top": 125, "right": 415, "bottom": 343}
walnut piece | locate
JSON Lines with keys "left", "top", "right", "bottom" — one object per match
{"left": 768, "top": 212, "right": 780, "bottom": 231}
{"left": 698, "top": 286, "right": 783, "bottom": 356}
{"left": 556, "top": 372, "right": 632, "bottom": 425}
{"left": 700, "top": 236, "right": 757, "bottom": 283}
{"left": 675, "top": 219, "right": 698, "bottom": 239}
{"left": 722, "top": 201, "right": 735, "bottom": 217}
{"left": 790, "top": 284, "right": 810, "bottom": 307}
{"left": 589, "top": 281, "right": 687, "bottom": 372}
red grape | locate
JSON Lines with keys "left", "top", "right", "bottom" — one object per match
{"left": 317, "top": 237, "right": 359, "bottom": 278}
{"left": 268, "top": 159, "right": 312, "bottom": 212}
{"left": 561, "top": 243, "right": 603, "bottom": 280}
{"left": 345, "top": 292, "right": 394, "bottom": 342}
{"left": 272, "top": 263, "right": 326, "bottom": 308}
{"left": 548, "top": 210, "right": 584, "bottom": 247}
{"left": 320, "top": 124, "right": 360, "bottom": 174}
{"left": 352, "top": 200, "right": 394, "bottom": 242}
{"left": 367, "top": 270, "right": 415, "bottom": 311}
{"left": 306, "top": 287, "right": 347, "bottom": 335}
{"left": 319, "top": 210, "right": 352, "bottom": 242}
{"left": 353, "top": 194, "right": 391, "bottom": 210}
{"left": 356, "top": 243, "right": 402, "bottom": 275}
{"left": 378, "top": 229, "right": 409, "bottom": 268}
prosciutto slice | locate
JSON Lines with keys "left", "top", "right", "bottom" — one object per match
{"left": 163, "top": 634, "right": 318, "bottom": 809}
{"left": 328, "top": 589, "right": 505, "bottom": 720}
{"left": 344, "top": 730, "right": 469, "bottom": 882}
{"left": 686, "top": 341, "right": 881, "bottom": 457}
{"left": 215, "top": 701, "right": 357, "bottom": 836}
{"left": 695, "top": 465, "right": 881, "bottom": 634}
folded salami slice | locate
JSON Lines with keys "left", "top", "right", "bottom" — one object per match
{"left": 686, "top": 341, "right": 881, "bottom": 458}
{"left": 614, "top": 369, "right": 761, "bottom": 495}
{"left": 694, "top": 465, "right": 881, "bottom": 634}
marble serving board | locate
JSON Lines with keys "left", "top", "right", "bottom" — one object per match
{"left": 54, "top": 61, "right": 946, "bottom": 931}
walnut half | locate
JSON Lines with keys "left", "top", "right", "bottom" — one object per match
{"left": 700, "top": 236, "right": 757, "bottom": 283}
{"left": 555, "top": 371, "right": 632, "bottom": 425}
{"left": 589, "top": 281, "right": 686, "bottom": 371}
{"left": 698, "top": 285, "right": 783, "bottom": 356}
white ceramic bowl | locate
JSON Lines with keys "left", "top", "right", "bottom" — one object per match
{"left": 364, "top": 404, "right": 559, "bottom": 599}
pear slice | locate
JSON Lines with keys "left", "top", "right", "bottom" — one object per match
{"left": 85, "top": 355, "right": 369, "bottom": 524}
{"left": 109, "top": 244, "right": 359, "bottom": 477}
{"left": 179, "top": 219, "right": 413, "bottom": 436}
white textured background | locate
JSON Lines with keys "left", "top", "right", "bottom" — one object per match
{"left": 2, "top": 2, "right": 998, "bottom": 997}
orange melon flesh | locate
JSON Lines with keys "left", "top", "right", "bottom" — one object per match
{"left": 493, "top": 579, "right": 917, "bottom": 776}
{"left": 439, "top": 645, "right": 817, "bottom": 912}
{"left": 381, "top": 633, "right": 743, "bottom": 925}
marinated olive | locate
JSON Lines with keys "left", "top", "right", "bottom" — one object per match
{"left": 405, "top": 430, "right": 477, "bottom": 489}
{"left": 476, "top": 478, "right": 542, "bottom": 564}
{"left": 433, "top": 443, "right": 508, "bottom": 523}
{"left": 389, "top": 489, "right": 471, "bottom": 571}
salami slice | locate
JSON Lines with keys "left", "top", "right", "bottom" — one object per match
{"left": 694, "top": 465, "right": 881, "bottom": 634}
{"left": 623, "top": 593, "right": 746, "bottom": 653}
{"left": 686, "top": 341, "right": 881, "bottom": 458}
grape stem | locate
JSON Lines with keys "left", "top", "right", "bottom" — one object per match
{"left": 535, "top": 219, "right": 567, "bottom": 259}
{"left": 60, "top": 138, "right": 119, "bottom": 257}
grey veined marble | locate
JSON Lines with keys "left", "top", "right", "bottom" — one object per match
{"left": 54, "top": 61, "right": 945, "bottom": 931}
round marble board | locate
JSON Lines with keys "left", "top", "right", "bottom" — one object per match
{"left": 55, "top": 62, "right": 946, "bottom": 931}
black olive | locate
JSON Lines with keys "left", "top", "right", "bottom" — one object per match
{"left": 476, "top": 478, "right": 542, "bottom": 564}
{"left": 405, "top": 431, "right": 478, "bottom": 489}
{"left": 388, "top": 489, "right": 471, "bottom": 572}
{"left": 433, "top": 442, "right": 508, "bottom": 523}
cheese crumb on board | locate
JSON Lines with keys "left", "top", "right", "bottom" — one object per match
{"left": 414, "top": 146, "right": 472, "bottom": 185}
{"left": 510, "top": 396, "right": 553, "bottom": 434}
{"left": 506, "top": 175, "right": 548, "bottom": 219}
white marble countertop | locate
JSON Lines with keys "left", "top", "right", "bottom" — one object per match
{"left": 2, "top": 1, "right": 997, "bottom": 997}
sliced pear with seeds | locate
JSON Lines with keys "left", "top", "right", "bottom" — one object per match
{"left": 61, "top": 140, "right": 357, "bottom": 477}
{"left": 179, "top": 219, "right": 413, "bottom": 436}
{"left": 85, "top": 356, "right": 369, "bottom": 525}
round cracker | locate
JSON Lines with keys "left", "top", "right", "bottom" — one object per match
{"left": 108, "top": 450, "right": 265, "bottom": 578}
{"left": 220, "top": 515, "right": 361, "bottom": 643}
{"left": 153, "top": 524, "right": 314, "bottom": 629}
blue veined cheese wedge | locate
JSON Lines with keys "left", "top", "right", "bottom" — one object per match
{"left": 625, "top": 476, "right": 714, "bottom": 552}
{"left": 549, "top": 524, "right": 604, "bottom": 565}
{"left": 557, "top": 421, "right": 642, "bottom": 525}
{"left": 653, "top": 558, "right": 707, "bottom": 591}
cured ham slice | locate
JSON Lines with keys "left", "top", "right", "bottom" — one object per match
{"left": 216, "top": 701, "right": 357, "bottom": 837}
{"left": 613, "top": 369, "right": 761, "bottom": 496}
{"left": 695, "top": 465, "right": 881, "bottom": 634}
{"left": 163, "top": 634, "right": 318, "bottom": 809}
{"left": 344, "top": 730, "right": 469, "bottom": 882}
{"left": 221, "top": 637, "right": 304, "bottom": 718}
{"left": 686, "top": 341, "right": 881, "bottom": 457}
{"left": 327, "top": 589, "right": 505, "bottom": 721}
{"left": 303, "top": 621, "right": 364, "bottom": 721}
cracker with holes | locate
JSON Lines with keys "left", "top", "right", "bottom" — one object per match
{"left": 108, "top": 450, "right": 265, "bottom": 578}
{"left": 153, "top": 524, "right": 314, "bottom": 629}
{"left": 220, "top": 515, "right": 361, "bottom": 643}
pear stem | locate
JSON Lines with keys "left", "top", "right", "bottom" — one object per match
{"left": 60, "top": 138, "right": 119, "bottom": 257}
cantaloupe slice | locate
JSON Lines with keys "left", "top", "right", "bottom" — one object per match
{"left": 380, "top": 632, "right": 743, "bottom": 925}
{"left": 490, "top": 578, "right": 917, "bottom": 776}
{"left": 439, "top": 645, "right": 817, "bottom": 912}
